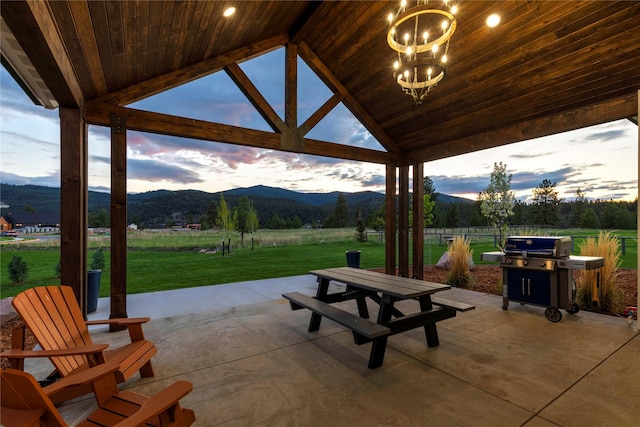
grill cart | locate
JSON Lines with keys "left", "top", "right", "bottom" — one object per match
{"left": 481, "top": 236, "right": 604, "bottom": 322}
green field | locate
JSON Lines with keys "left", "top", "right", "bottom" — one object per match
{"left": 1, "top": 228, "right": 636, "bottom": 298}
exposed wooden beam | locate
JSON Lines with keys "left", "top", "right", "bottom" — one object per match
{"left": 298, "top": 42, "right": 400, "bottom": 155}
{"left": 224, "top": 62, "right": 286, "bottom": 134}
{"left": 85, "top": 103, "right": 394, "bottom": 164}
{"left": 1, "top": 0, "right": 84, "bottom": 108}
{"left": 409, "top": 93, "right": 639, "bottom": 163}
{"left": 92, "top": 33, "right": 289, "bottom": 106}
{"left": 298, "top": 93, "right": 343, "bottom": 137}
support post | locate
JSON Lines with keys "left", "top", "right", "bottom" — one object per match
{"left": 412, "top": 163, "right": 424, "bottom": 279}
{"left": 59, "top": 107, "right": 88, "bottom": 316}
{"left": 398, "top": 165, "right": 409, "bottom": 277}
{"left": 385, "top": 164, "right": 396, "bottom": 275}
{"left": 110, "top": 113, "right": 127, "bottom": 329}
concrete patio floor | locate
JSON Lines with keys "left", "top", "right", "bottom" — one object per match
{"left": 25, "top": 275, "right": 639, "bottom": 426}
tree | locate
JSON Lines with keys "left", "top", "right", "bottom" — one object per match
{"left": 325, "top": 193, "right": 349, "bottom": 228}
{"left": 216, "top": 193, "right": 236, "bottom": 252}
{"left": 355, "top": 208, "right": 368, "bottom": 242}
{"left": 89, "top": 208, "right": 110, "bottom": 228}
{"left": 445, "top": 204, "right": 461, "bottom": 227}
{"left": 570, "top": 188, "right": 588, "bottom": 226}
{"left": 423, "top": 176, "right": 438, "bottom": 225}
{"left": 478, "top": 162, "right": 515, "bottom": 249}
{"left": 234, "top": 196, "right": 252, "bottom": 244}
{"left": 8, "top": 255, "right": 28, "bottom": 283}
{"left": 578, "top": 208, "right": 599, "bottom": 228}
{"left": 532, "top": 179, "right": 561, "bottom": 225}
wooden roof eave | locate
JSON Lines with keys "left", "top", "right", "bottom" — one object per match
{"left": 408, "top": 92, "right": 639, "bottom": 163}
{"left": 90, "top": 33, "right": 290, "bottom": 107}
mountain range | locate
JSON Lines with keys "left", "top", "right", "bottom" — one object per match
{"left": 0, "top": 183, "right": 474, "bottom": 228}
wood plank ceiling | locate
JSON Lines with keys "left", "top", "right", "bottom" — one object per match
{"left": 2, "top": 0, "right": 639, "bottom": 166}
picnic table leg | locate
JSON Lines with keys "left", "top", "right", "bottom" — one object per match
{"left": 369, "top": 294, "right": 394, "bottom": 368}
{"left": 349, "top": 285, "right": 370, "bottom": 319}
{"left": 309, "top": 277, "right": 330, "bottom": 332}
{"left": 419, "top": 296, "right": 440, "bottom": 347}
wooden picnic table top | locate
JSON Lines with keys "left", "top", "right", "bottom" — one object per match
{"left": 309, "top": 267, "right": 451, "bottom": 300}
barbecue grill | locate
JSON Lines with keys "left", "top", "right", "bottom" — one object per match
{"left": 481, "top": 236, "right": 604, "bottom": 322}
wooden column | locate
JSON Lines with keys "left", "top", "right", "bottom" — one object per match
{"left": 59, "top": 107, "right": 88, "bottom": 314}
{"left": 637, "top": 89, "right": 639, "bottom": 330}
{"left": 384, "top": 164, "right": 396, "bottom": 275}
{"left": 110, "top": 114, "right": 128, "bottom": 328}
{"left": 398, "top": 165, "right": 410, "bottom": 277}
{"left": 412, "top": 163, "right": 424, "bottom": 279}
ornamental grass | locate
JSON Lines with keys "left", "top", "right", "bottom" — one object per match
{"left": 575, "top": 231, "right": 625, "bottom": 314}
{"left": 446, "top": 236, "right": 475, "bottom": 288}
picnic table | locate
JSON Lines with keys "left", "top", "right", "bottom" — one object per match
{"left": 283, "top": 267, "right": 474, "bottom": 369}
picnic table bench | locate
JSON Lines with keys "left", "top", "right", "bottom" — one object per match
{"left": 283, "top": 267, "right": 474, "bottom": 369}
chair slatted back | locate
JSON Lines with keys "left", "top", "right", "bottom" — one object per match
{"left": 0, "top": 369, "right": 67, "bottom": 427}
{"left": 12, "top": 286, "right": 94, "bottom": 377}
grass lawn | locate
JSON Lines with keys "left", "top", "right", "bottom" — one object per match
{"left": 0, "top": 228, "right": 636, "bottom": 298}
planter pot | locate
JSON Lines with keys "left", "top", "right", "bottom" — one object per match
{"left": 87, "top": 269, "right": 102, "bottom": 313}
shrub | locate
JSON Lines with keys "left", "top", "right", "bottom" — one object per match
{"left": 355, "top": 218, "right": 368, "bottom": 242}
{"left": 445, "top": 236, "right": 475, "bottom": 288}
{"left": 575, "top": 231, "right": 624, "bottom": 314}
{"left": 55, "top": 259, "right": 61, "bottom": 278}
{"left": 90, "top": 249, "right": 106, "bottom": 270}
{"left": 8, "top": 255, "right": 29, "bottom": 283}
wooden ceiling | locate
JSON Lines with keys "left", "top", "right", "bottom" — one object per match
{"left": 2, "top": 1, "right": 638, "bottom": 166}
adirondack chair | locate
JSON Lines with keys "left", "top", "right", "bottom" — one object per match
{"left": 1, "top": 285, "right": 157, "bottom": 403}
{"left": 0, "top": 362, "right": 196, "bottom": 427}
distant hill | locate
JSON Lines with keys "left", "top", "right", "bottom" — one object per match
{"left": 0, "top": 183, "right": 474, "bottom": 229}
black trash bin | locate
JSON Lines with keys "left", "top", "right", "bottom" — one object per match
{"left": 345, "top": 250, "right": 361, "bottom": 268}
{"left": 87, "top": 269, "right": 101, "bottom": 313}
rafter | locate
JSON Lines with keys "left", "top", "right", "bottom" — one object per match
{"left": 298, "top": 42, "right": 399, "bottom": 155}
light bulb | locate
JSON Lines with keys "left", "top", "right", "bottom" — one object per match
{"left": 404, "top": 70, "right": 409, "bottom": 78}
{"left": 401, "top": 0, "right": 406, "bottom": 7}
{"left": 388, "top": 13, "right": 394, "bottom": 23}
{"left": 404, "top": 33, "right": 410, "bottom": 43}
{"left": 394, "top": 61, "right": 399, "bottom": 69}
{"left": 451, "top": 5, "right": 458, "bottom": 14}
{"left": 441, "top": 20, "right": 448, "bottom": 31}
{"left": 223, "top": 7, "right": 236, "bottom": 17}
{"left": 423, "top": 32, "right": 428, "bottom": 43}
{"left": 432, "top": 45, "right": 438, "bottom": 53}
{"left": 442, "top": 54, "right": 447, "bottom": 63}
{"left": 486, "top": 13, "right": 501, "bottom": 28}
{"left": 406, "top": 46, "right": 413, "bottom": 56}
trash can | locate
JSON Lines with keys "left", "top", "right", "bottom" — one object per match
{"left": 346, "top": 250, "right": 361, "bottom": 268}
{"left": 87, "top": 269, "right": 102, "bottom": 313}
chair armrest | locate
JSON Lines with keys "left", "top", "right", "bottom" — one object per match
{"left": 85, "top": 317, "right": 150, "bottom": 326}
{"left": 113, "top": 381, "right": 194, "bottom": 427}
{"left": 43, "top": 362, "right": 120, "bottom": 397}
{"left": 0, "top": 344, "right": 109, "bottom": 359}
{"left": 86, "top": 318, "right": 150, "bottom": 342}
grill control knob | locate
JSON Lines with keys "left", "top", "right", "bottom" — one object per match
{"left": 522, "top": 260, "right": 528, "bottom": 266}
{"left": 539, "top": 261, "right": 546, "bottom": 267}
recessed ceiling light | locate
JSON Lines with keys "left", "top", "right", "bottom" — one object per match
{"left": 486, "top": 13, "right": 501, "bottom": 28}
{"left": 223, "top": 7, "right": 236, "bottom": 18}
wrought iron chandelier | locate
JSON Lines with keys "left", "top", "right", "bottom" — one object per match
{"left": 387, "top": 0, "right": 457, "bottom": 104}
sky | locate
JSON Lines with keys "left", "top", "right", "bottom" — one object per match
{"left": 0, "top": 47, "right": 637, "bottom": 204}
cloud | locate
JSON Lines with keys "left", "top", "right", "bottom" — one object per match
{"left": 0, "top": 170, "right": 59, "bottom": 187}
{"left": 126, "top": 158, "right": 204, "bottom": 184}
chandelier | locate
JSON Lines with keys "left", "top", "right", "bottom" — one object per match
{"left": 387, "top": 0, "right": 458, "bottom": 104}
